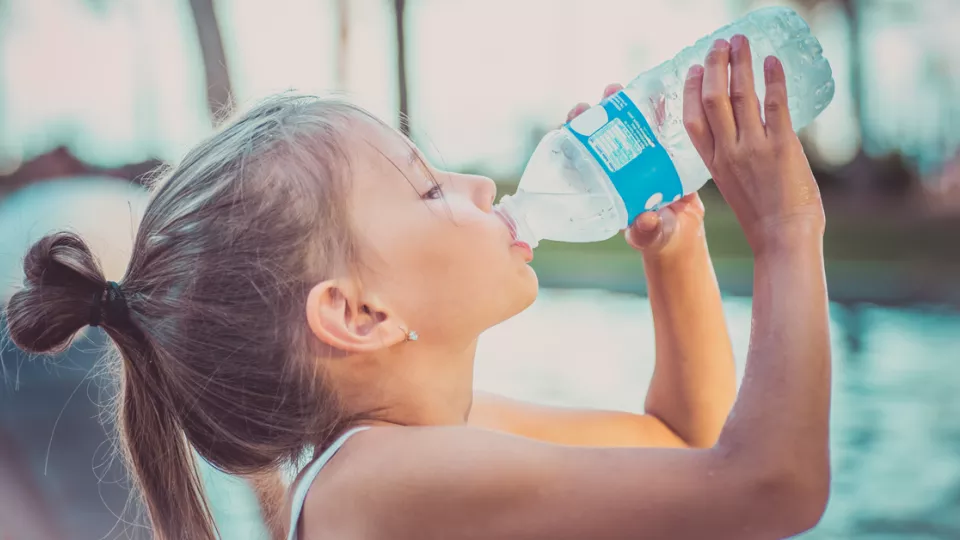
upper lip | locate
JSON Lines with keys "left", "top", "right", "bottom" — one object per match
{"left": 494, "top": 208, "right": 519, "bottom": 242}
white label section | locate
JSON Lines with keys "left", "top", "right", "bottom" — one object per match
{"left": 586, "top": 117, "right": 655, "bottom": 173}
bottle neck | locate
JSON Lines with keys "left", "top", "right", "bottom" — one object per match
{"left": 495, "top": 193, "right": 539, "bottom": 249}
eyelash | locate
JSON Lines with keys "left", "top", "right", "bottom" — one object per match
{"left": 422, "top": 184, "right": 444, "bottom": 200}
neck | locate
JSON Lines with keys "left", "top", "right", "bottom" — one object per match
{"left": 331, "top": 338, "right": 479, "bottom": 427}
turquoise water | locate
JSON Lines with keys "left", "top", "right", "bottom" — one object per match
{"left": 197, "top": 290, "right": 960, "bottom": 540}
{"left": 479, "top": 292, "right": 960, "bottom": 539}
{"left": 2, "top": 178, "right": 959, "bottom": 538}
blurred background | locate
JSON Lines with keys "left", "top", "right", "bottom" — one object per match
{"left": 1, "top": 0, "right": 959, "bottom": 538}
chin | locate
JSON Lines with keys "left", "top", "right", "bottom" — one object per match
{"left": 513, "top": 265, "right": 540, "bottom": 312}
{"left": 485, "top": 265, "right": 539, "bottom": 328}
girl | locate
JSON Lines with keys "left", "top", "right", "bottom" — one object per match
{"left": 5, "top": 36, "right": 831, "bottom": 540}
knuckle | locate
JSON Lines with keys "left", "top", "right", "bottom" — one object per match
{"left": 764, "top": 98, "right": 783, "bottom": 114}
{"left": 714, "top": 152, "right": 735, "bottom": 171}
{"left": 742, "top": 142, "right": 763, "bottom": 161}
{"left": 730, "top": 90, "right": 752, "bottom": 108}
{"left": 765, "top": 85, "right": 787, "bottom": 104}
{"left": 683, "top": 118, "right": 705, "bottom": 137}
{"left": 730, "top": 145, "right": 749, "bottom": 162}
{"left": 702, "top": 92, "right": 724, "bottom": 112}
{"left": 774, "top": 135, "right": 800, "bottom": 154}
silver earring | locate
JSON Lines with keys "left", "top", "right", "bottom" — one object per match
{"left": 401, "top": 327, "right": 418, "bottom": 342}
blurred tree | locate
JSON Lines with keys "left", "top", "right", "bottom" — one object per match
{"left": 739, "top": 0, "right": 929, "bottom": 201}
{"left": 790, "top": 0, "right": 866, "bottom": 150}
{"left": 187, "top": 0, "right": 235, "bottom": 124}
{"left": 392, "top": 0, "right": 410, "bottom": 135}
{"left": 336, "top": 0, "right": 350, "bottom": 91}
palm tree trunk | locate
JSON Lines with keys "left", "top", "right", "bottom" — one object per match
{"left": 335, "top": 0, "right": 350, "bottom": 91}
{"left": 840, "top": 0, "right": 866, "bottom": 151}
{"left": 188, "top": 0, "right": 235, "bottom": 124}
{"left": 393, "top": 0, "right": 410, "bottom": 135}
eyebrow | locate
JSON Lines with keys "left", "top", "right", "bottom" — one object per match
{"left": 407, "top": 147, "right": 420, "bottom": 165}
{"left": 408, "top": 147, "right": 432, "bottom": 179}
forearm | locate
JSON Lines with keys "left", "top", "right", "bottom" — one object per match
{"left": 642, "top": 231, "right": 737, "bottom": 447}
{"left": 719, "top": 229, "right": 831, "bottom": 490}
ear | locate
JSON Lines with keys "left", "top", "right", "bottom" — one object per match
{"left": 305, "top": 279, "right": 409, "bottom": 353}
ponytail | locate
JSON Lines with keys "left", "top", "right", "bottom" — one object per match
{"left": 4, "top": 232, "right": 220, "bottom": 539}
{"left": 117, "top": 345, "right": 218, "bottom": 540}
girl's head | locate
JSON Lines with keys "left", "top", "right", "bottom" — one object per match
{"left": 3, "top": 94, "right": 537, "bottom": 539}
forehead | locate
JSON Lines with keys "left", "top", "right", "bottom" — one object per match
{"left": 345, "top": 117, "right": 422, "bottom": 197}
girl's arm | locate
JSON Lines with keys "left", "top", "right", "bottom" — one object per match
{"left": 469, "top": 230, "right": 736, "bottom": 450}
{"left": 640, "top": 213, "right": 737, "bottom": 448}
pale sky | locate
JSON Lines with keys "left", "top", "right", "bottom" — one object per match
{"left": 0, "top": 0, "right": 957, "bottom": 176}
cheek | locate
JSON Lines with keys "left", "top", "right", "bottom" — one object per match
{"left": 419, "top": 211, "right": 504, "bottom": 276}
{"left": 407, "top": 196, "right": 502, "bottom": 253}
{"left": 401, "top": 211, "right": 509, "bottom": 297}
{"left": 440, "top": 206, "right": 508, "bottom": 267}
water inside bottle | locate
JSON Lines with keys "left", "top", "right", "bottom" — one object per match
{"left": 507, "top": 189, "right": 622, "bottom": 244}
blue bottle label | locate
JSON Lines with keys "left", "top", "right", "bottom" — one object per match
{"left": 564, "top": 91, "right": 683, "bottom": 222}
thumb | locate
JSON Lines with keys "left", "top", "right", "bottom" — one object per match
{"left": 625, "top": 208, "right": 678, "bottom": 252}
{"left": 625, "top": 212, "right": 662, "bottom": 250}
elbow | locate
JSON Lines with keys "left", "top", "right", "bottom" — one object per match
{"left": 748, "top": 461, "right": 831, "bottom": 537}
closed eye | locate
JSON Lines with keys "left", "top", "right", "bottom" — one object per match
{"left": 421, "top": 184, "right": 444, "bottom": 200}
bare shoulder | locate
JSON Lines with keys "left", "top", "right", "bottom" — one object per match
{"left": 300, "top": 426, "right": 524, "bottom": 536}
{"left": 297, "top": 424, "right": 798, "bottom": 540}
{"left": 300, "top": 425, "right": 557, "bottom": 538}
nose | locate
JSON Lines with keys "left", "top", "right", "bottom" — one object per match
{"left": 465, "top": 174, "right": 497, "bottom": 212}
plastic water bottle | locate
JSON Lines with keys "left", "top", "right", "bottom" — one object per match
{"left": 495, "top": 6, "right": 834, "bottom": 248}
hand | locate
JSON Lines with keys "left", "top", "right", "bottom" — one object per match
{"left": 566, "top": 85, "right": 706, "bottom": 258}
{"left": 684, "top": 35, "right": 824, "bottom": 254}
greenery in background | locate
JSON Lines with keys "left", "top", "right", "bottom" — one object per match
{"left": 491, "top": 180, "right": 960, "bottom": 306}
{"left": 495, "top": 180, "right": 959, "bottom": 262}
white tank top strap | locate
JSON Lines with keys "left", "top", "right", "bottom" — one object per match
{"left": 286, "top": 426, "right": 371, "bottom": 540}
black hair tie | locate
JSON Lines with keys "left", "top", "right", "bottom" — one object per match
{"left": 89, "top": 281, "right": 129, "bottom": 327}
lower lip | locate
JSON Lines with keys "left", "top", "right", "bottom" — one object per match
{"left": 512, "top": 241, "right": 534, "bottom": 262}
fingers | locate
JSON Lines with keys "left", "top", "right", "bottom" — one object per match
{"left": 566, "top": 83, "right": 622, "bottom": 124}
{"left": 683, "top": 64, "right": 714, "bottom": 164}
{"left": 566, "top": 102, "right": 591, "bottom": 123}
{"left": 701, "top": 39, "right": 737, "bottom": 147}
{"left": 603, "top": 83, "right": 624, "bottom": 100}
{"left": 729, "top": 35, "right": 763, "bottom": 137}
{"left": 763, "top": 56, "right": 793, "bottom": 137}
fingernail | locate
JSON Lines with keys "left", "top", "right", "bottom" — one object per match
{"left": 731, "top": 34, "right": 746, "bottom": 50}
{"left": 636, "top": 213, "right": 660, "bottom": 233}
{"left": 764, "top": 56, "right": 778, "bottom": 71}
{"left": 687, "top": 65, "right": 704, "bottom": 78}
{"left": 713, "top": 39, "right": 729, "bottom": 51}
